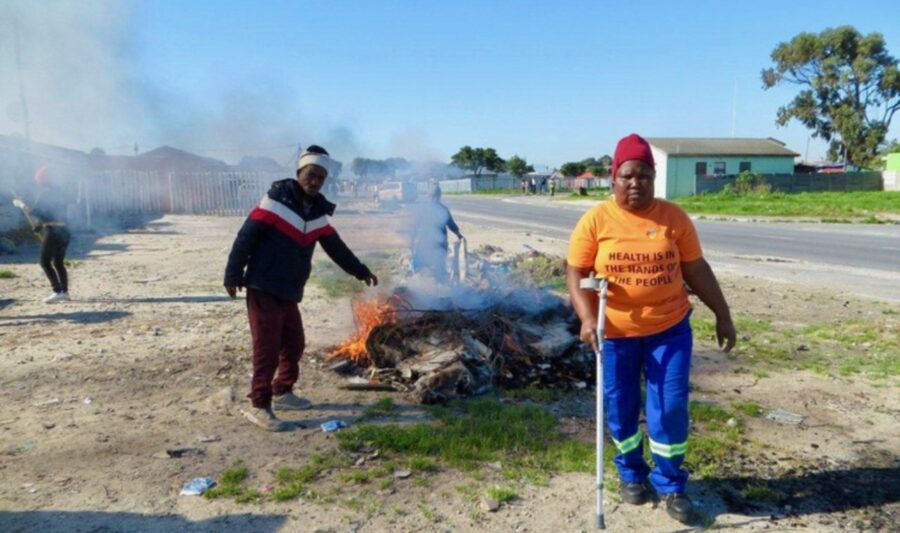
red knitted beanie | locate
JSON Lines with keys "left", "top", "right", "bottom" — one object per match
{"left": 612, "top": 133, "right": 654, "bottom": 177}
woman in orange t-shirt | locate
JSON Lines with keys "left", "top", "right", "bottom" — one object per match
{"left": 567, "top": 133, "right": 736, "bottom": 525}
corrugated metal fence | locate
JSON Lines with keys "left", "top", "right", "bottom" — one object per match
{"left": 81, "top": 170, "right": 282, "bottom": 223}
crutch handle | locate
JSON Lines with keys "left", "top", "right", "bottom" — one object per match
{"left": 579, "top": 276, "right": 609, "bottom": 291}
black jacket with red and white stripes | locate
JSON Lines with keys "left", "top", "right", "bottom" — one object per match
{"left": 224, "top": 179, "right": 372, "bottom": 302}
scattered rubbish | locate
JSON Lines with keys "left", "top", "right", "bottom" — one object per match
{"left": 486, "top": 461, "right": 503, "bottom": 471}
{"left": 135, "top": 276, "right": 163, "bottom": 284}
{"left": 766, "top": 408, "right": 804, "bottom": 426}
{"left": 18, "top": 443, "right": 36, "bottom": 452}
{"left": 260, "top": 483, "right": 274, "bottom": 494}
{"left": 339, "top": 378, "right": 397, "bottom": 392}
{"left": 33, "top": 398, "right": 61, "bottom": 408}
{"left": 795, "top": 344, "right": 810, "bottom": 352}
{"left": 321, "top": 420, "right": 347, "bottom": 433}
{"left": 328, "top": 359, "right": 352, "bottom": 373}
{"left": 725, "top": 418, "right": 737, "bottom": 428}
{"left": 196, "top": 435, "right": 220, "bottom": 443}
{"left": 82, "top": 397, "right": 94, "bottom": 405}
{"left": 0, "top": 419, "right": 16, "bottom": 427}
{"left": 393, "top": 469, "right": 412, "bottom": 479}
{"left": 42, "top": 421, "right": 55, "bottom": 430}
{"left": 165, "top": 447, "right": 205, "bottom": 458}
{"left": 180, "top": 477, "right": 216, "bottom": 496}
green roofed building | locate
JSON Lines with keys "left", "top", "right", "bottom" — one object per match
{"left": 646, "top": 138, "right": 799, "bottom": 199}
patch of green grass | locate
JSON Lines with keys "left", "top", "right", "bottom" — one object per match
{"left": 674, "top": 191, "right": 900, "bottom": 218}
{"left": 342, "top": 497, "right": 363, "bottom": 510}
{"left": 510, "top": 253, "right": 566, "bottom": 290}
{"left": 418, "top": 503, "right": 436, "bottom": 521}
{"left": 690, "top": 401, "right": 731, "bottom": 425}
{"left": 455, "top": 483, "right": 480, "bottom": 502}
{"left": 503, "top": 385, "right": 567, "bottom": 403}
{"left": 204, "top": 464, "right": 250, "bottom": 499}
{"left": 732, "top": 401, "right": 763, "bottom": 417}
{"left": 272, "top": 452, "right": 350, "bottom": 501}
{"left": 407, "top": 456, "right": 439, "bottom": 473}
{"left": 362, "top": 397, "right": 396, "bottom": 418}
{"left": 686, "top": 401, "right": 745, "bottom": 479}
{"left": 338, "top": 398, "right": 596, "bottom": 478}
{"left": 486, "top": 485, "right": 518, "bottom": 503}
{"left": 234, "top": 490, "right": 263, "bottom": 504}
{"left": 63, "top": 259, "right": 82, "bottom": 268}
{"left": 339, "top": 469, "right": 376, "bottom": 485}
{"left": 0, "top": 269, "right": 16, "bottom": 279}
{"left": 752, "top": 369, "right": 770, "bottom": 379}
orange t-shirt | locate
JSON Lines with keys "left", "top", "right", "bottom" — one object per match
{"left": 567, "top": 199, "right": 703, "bottom": 338}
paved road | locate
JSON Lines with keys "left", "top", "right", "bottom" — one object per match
{"left": 444, "top": 196, "right": 900, "bottom": 302}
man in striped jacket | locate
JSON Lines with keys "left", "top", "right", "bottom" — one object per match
{"left": 225, "top": 145, "right": 378, "bottom": 431}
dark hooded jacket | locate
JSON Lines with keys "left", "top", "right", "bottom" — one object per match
{"left": 224, "top": 179, "right": 371, "bottom": 302}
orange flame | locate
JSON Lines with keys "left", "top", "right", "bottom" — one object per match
{"left": 327, "top": 298, "right": 397, "bottom": 364}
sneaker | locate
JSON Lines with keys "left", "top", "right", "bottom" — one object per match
{"left": 272, "top": 392, "right": 312, "bottom": 411}
{"left": 43, "top": 292, "right": 67, "bottom": 304}
{"left": 620, "top": 481, "right": 650, "bottom": 505}
{"left": 665, "top": 493, "right": 694, "bottom": 524}
{"left": 240, "top": 407, "right": 288, "bottom": 432}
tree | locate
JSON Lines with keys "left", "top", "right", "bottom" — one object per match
{"left": 559, "top": 162, "right": 587, "bottom": 177}
{"left": 761, "top": 26, "right": 900, "bottom": 167}
{"left": 506, "top": 155, "right": 534, "bottom": 179}
{"left": 450, "top": 146, "right": 506, "bottom": 176}
{"left": 586, "top": 165, "right": 606, "bottom": 177}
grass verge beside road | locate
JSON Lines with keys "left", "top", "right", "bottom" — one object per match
{"left": 674, "top": 191, "right": 900, "bottom": 220}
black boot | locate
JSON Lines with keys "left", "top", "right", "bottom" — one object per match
{"left": 620, "top": 482, "right": 649, "bottom": 505}
{"left": 665, "top": 493, "right": 694, "bottom": 524}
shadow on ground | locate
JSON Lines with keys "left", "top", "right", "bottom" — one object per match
{"left": 0, "top": 510, "right": 287, "bottom": 533}
{"left": 0, "top": 212, "right": 165, "bottom": 266}
{"left": 698, "top": 466, "right": 900, "bottom": 529}
{"left": 87, "top": 296, "right": 232, "bottom": 304}
{"left": 0, "top": 310, "right": 131, "bottom": 325}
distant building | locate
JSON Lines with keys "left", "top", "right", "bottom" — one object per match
{"left": 646, "top": 138, "right": 799, "bottom": 199}
{"left": 885, "top": 153, "right": 900, "bottom": 172}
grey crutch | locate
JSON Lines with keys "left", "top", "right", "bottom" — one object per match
{"left": 580, "top": 276, "right": 609, "bottom": 529}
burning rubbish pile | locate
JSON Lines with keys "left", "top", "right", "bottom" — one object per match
{"left": 327, "top": 250, "right": 593, "bottom": 403}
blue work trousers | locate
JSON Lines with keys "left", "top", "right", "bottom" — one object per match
{"left": 602, "top": 313, "right": 692, "bottom": 494}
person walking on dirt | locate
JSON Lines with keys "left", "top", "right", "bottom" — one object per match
{"left": 410, "top": 184, "right": 463, "bottom": 282}
{"left": 566, "top": 133, "right": 735, "bottom": 525}
{"left": 548, "top": 176, "right": 557, "bottom": 197}
{"left": 25, "top": 167, "right": 72, "bottom": 304}
{"left": 224, "top": 145, "right": 378, "bottom": 432}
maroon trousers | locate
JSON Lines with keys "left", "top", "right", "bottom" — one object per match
{"left": 246, "top": 288, "right": 305, "bottom": 408}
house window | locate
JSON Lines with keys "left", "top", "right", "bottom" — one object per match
{"left": 739, "top": 161, "right": 751, "bottom": 172}
{"left": 695, "top": 162, "right": 707, "bottom": 176}
{"left": 713, "top": 162, "right": 726, "bottom": 176}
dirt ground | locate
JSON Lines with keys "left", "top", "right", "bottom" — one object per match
{"left": 1, "top": 201, "right": 897, "bottom": 532}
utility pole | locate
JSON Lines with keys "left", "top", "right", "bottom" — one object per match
{"left": 12, "top": 17, "right": 32, "bottom": 141}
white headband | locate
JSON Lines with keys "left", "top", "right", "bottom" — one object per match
{"left": 297, "top": 152, "right": 331, "bottom": 177}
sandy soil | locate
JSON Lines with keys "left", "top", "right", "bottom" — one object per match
{"left": 0, "top": 202, "right": 897, "bottom": 532}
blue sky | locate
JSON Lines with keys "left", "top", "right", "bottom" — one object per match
{"left": 5, "top": 1, "right": 900, "bottom": 168}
